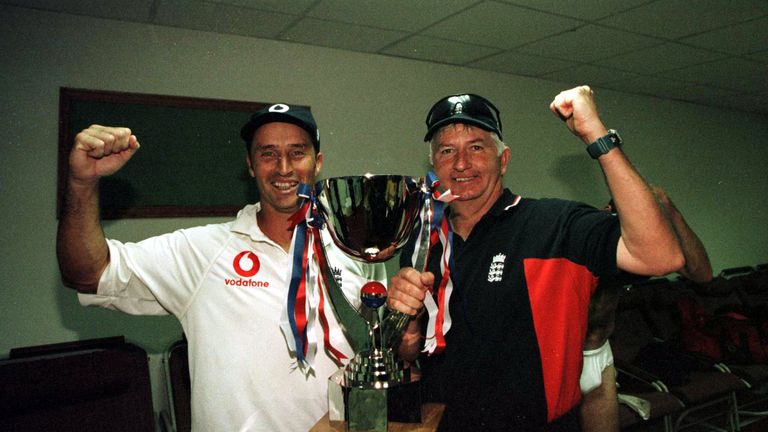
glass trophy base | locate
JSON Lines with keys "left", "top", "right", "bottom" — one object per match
{"left": 328, "top": 368, "right": 422, "bottom": 431}
{"left": 347, "top": 386, "right": 388, "bottom": 432}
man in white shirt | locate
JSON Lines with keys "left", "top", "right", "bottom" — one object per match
{"left": 57, "top": 105, "right": 381, "bottom": 431}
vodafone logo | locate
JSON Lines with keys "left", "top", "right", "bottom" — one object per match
{"left": 226, "top": 251, "right": 269, "bottom": 288}
{"left": 233, "top": 251, "right": 260, "bottom": 277}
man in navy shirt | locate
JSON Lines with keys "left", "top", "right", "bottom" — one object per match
{"left": 388, "top": 86, "right": 685, "bottom": 431}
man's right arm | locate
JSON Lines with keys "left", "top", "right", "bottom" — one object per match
{"left": 56, "top": 125, "right": 140, "bottom": 293}
{"left": 387, "top": 267, "right": 434, "bottom": 362}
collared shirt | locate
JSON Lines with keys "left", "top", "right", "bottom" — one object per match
{"left": 419, "top": 189, "right": 621, "bottom": 431}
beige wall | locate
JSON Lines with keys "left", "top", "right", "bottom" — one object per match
{"left": 2, "top": 4, "right": 766, "bottom": 420}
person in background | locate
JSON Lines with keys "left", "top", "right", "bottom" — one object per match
{"left": 388, "top": 86, "right": 685, "bottom": 431}
{"left": 579, "top": 188, "right": 713, "bottom": 432}
{"left": 56, "top": 104, "right": 382, "bottom": 431}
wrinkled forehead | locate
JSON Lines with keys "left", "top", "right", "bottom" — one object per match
{"left": 432, "top": 123, "right": 491, "bottom": 145}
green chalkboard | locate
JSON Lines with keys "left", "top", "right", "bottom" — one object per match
{"left": 57, "top": 88, "right": 276, "bottom": 219}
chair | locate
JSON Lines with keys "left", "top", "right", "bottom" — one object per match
{"left": 616, "top": 371, "right": 685, "bottom": 431}
{"left": 611, "top": 279, "right": 747, "bottom": 431}
{"left": 639, "top": 278, "right": 749, "bottom": 431}
{"left": 160, "top": 337, "right": 191, "bottom": 432}
{"left": 690, "top": 267, "right": 768, "bottom": 430}
{"left": 0, "top": 336, "right": 155, "bottom": 432}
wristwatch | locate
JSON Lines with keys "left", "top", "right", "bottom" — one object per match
{"left": 586, "top": 129, "right": 622, "bottom": 159}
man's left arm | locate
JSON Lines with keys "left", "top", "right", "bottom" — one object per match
{"left": 550, "top": 86, "right": 684, "bottom": 276}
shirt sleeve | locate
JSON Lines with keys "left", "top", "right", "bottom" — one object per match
{"left": 543, "top": 199, "right": 622, "bottom": 277}
{"left": 78, "top": 239, "right": 171, "bottom": 315}
{"left": 79, "top": 225, "right": 225, "bottom": 317}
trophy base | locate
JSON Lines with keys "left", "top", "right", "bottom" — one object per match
{"left": 346, "top": 386, "right": 388, "bottom": 432}
{"left": 343, "top": 380, "right": 422, "bottom": 431}
{"left": 328, "top": 368, "right": 422, "bottom": 430}
{"left": 333, "top": 371, "right": 421, "bottom": 431}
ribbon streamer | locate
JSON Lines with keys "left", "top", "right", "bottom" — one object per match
{"left": 423, "top": 207, "right": 455, "bottom": 355}
{"left": 280, "top": 184, "right": 346, "bottom": 371}
{"left": 406, "top": 172, "right": 457, "bottom": 355}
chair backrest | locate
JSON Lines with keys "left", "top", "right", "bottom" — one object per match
{"left": 164, "top": 338, "right": 191, "bottom": 432}
{"left": 0, "top": 336, "right": 155, "bottom": 432}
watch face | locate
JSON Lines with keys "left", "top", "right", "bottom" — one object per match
{"left": 607, "top": 129, "right": 622, "bottom": 145}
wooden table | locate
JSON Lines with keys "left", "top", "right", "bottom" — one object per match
{"left": 310, "top": 403, "right": 445, "bottom": 432}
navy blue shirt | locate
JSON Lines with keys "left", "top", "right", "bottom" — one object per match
{"left": 410, "top": 189, "right": 622, "bottom": 431}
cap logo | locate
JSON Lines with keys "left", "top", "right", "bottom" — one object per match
{"left": 268, "top": 103, "right": 290, "bottom": 113}
{"left": 452, "top": 102, "right": 463, "bottom": 115}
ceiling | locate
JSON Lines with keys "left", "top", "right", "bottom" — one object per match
{"left": 6, "top": 0, "right": 768, "bottom": 115}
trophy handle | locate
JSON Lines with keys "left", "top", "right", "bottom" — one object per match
{"left": 381, "top": 308, "right": 413, "bottom": 350}
{"left": 381, "top": 182, "right": 433, "bottom": 349}
{"left": 315, "top": 244, "right": 373, "bottom": 353}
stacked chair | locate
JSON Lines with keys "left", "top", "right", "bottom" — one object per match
{"left": 0, "top": 336, "right": 155, "bottom": 432}
{"left": 682, "top": 266, "right": 768, "bottom": 429}
{"left": 160, "top": 336, "right": 191, "bottom": 432}
{"left": 612, "top": 264, "right": 768, "bottom": 431}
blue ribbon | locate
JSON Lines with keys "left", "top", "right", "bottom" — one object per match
{"left": 426, "top": 171, "right": 447, "bottom": 234}
{"left": 287, "top": 221, "right": 307, "bottom": 363}
{"left": 285, "top": 183, "right": 317, "bottom": 364}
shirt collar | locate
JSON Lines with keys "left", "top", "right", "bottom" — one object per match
{"left": 230, "top": 203, "right": 269, "bottom": 242}
{"left": 488, "top": 189, "right": 522, "bottom": 217}
{"left": 230, "top": 202, "right": 335, "bottom": 248}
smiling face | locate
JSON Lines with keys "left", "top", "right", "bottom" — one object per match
{"left": 246, "top": 122, "right": 322, "bottom": 217}
{"left": 431, "top": 123, "right": 509, "bottom": 210}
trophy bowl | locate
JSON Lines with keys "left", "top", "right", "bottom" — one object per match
{"left": 315, "top": 174, "right": 423, "bottom": 263}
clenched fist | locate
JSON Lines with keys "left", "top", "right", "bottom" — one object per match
{"left": 549, "top": 85, "right": 608, "bottom": 145}
{"left": 69, "top": 124, "right": 140, "bottom": 183}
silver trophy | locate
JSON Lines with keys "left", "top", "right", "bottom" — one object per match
{"left": 315, "top": 174, "right": 428, "bottom": 432}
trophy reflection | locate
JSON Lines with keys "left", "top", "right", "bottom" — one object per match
{"left": 316, "top": 174, "right": 425, "bottom": 432}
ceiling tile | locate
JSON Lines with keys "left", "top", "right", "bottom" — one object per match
{"left": 214, "top": 0, "right": 317, "bottom": 14}
{"left": 681, "top": 16, "right": 768, "bottom": 55}
{"left": 423, "top": 1, "right": 582, "bottom": 49}
{"left": 281, "top": 18, "right": 409, "bottom": 53}
{"left": 689, "top": 91, "right": 768, "bottom": 115}
{"left": 155, "top": 0, "right": 296, "bottom": 38}
{"left": 601, "top": 75, "right": 733, "bottom": 102}
{"left": 382, "top": 35, "right": 501, "bottom": 64}
{"left": 539, "top": 64, "right": 641, "bottom": 86}
{"left": 1, "top": 0, "right": 154, "bottom": 22}
{"left": 517, "top": 24, "right": 661, "bottom": 62}
{"left": 307, "top": 0, "right": 478, "bottom": 32}
{"left": 468, "top": 51, "right": 573, "bottom": 76}
{"left": 599, "top": 0, "right": 768, "bottom": 39}
{"left": 660, "top": 57, "right": 768, "bottom": 93}
{"left": 497, "top": 0, "right": 652, "bottom": 20}
{"left": 605, "top": 42, "right": 727, "bottom": 74}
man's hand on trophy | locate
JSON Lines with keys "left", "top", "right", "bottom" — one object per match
{"left": 387, "top": 267, "right": 434, "bottom": 316}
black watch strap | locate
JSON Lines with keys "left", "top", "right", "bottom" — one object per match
{"left": 587, "top": 129, "right": 622, "bottom": 159}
